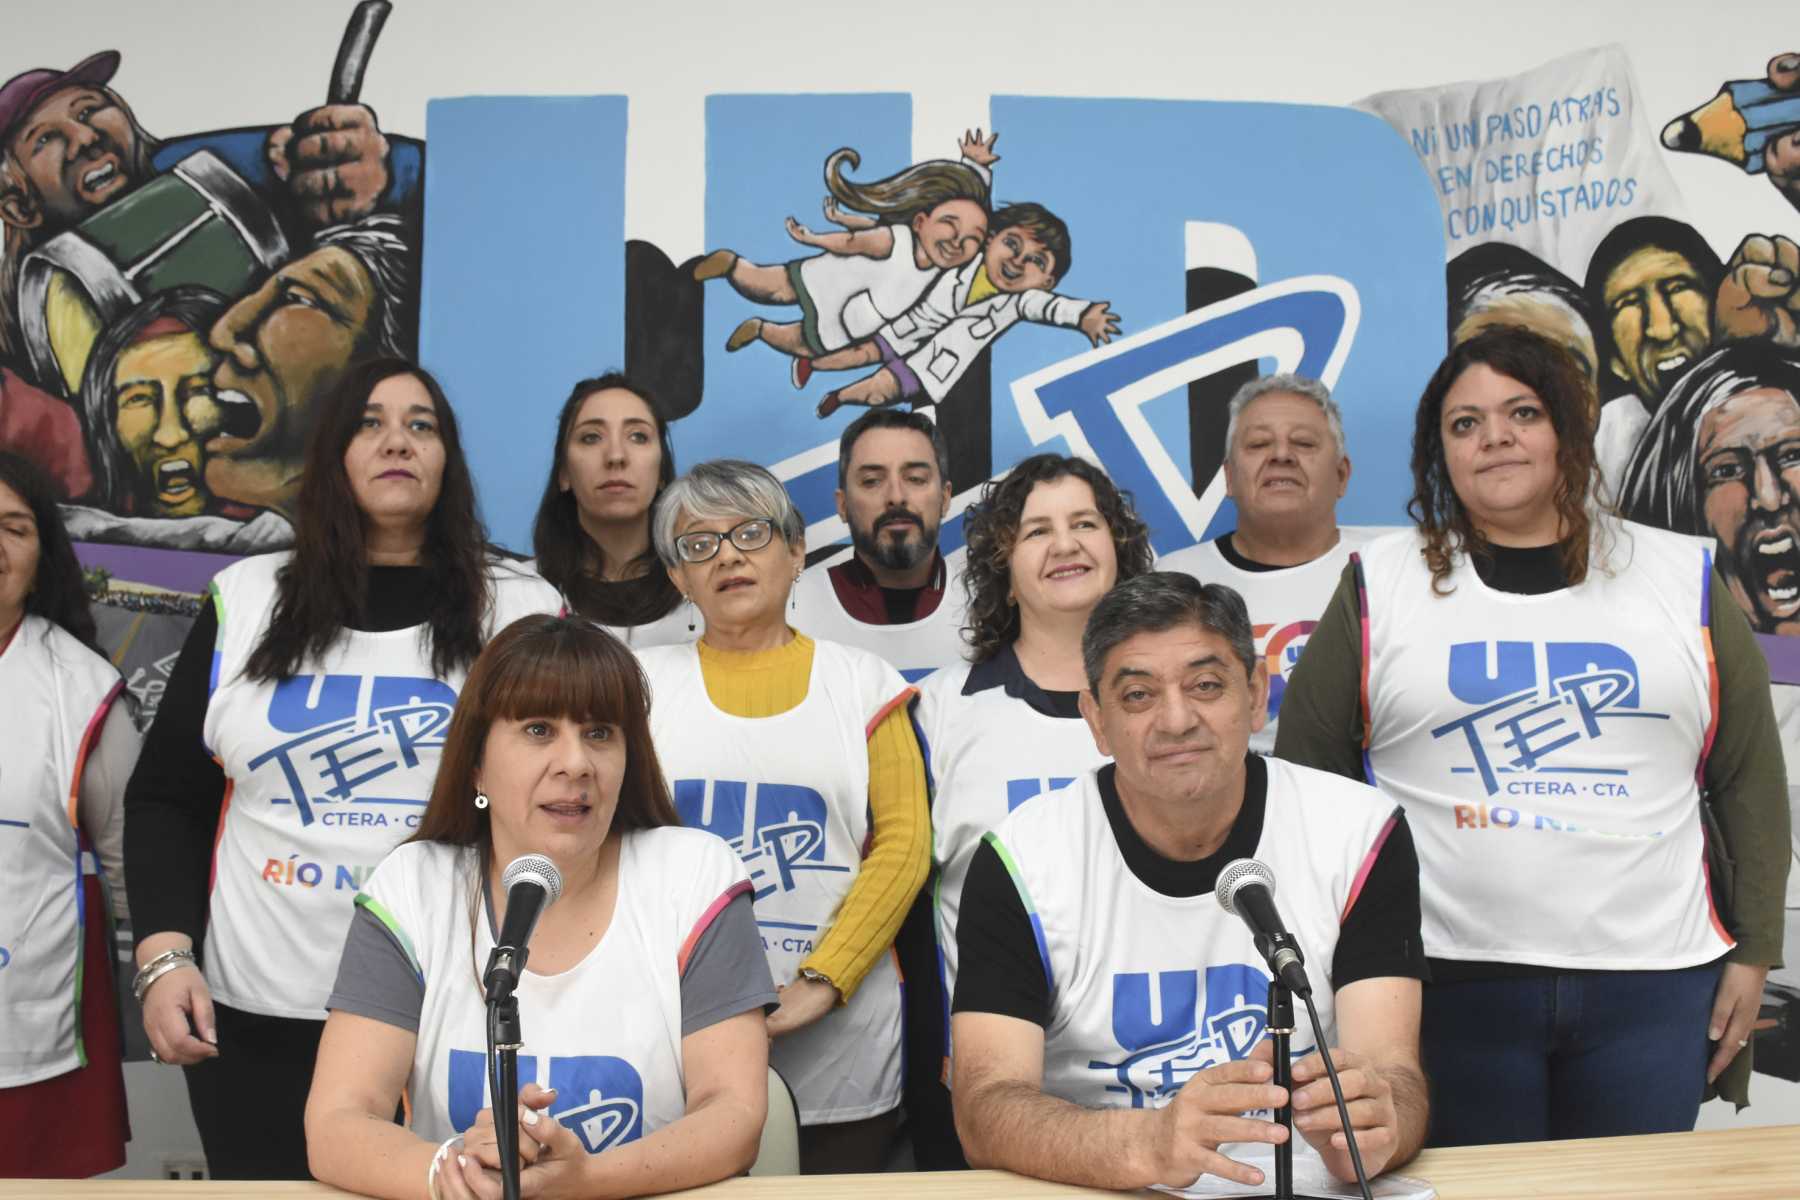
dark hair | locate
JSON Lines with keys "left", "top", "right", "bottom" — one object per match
{"left": 313, "top": 213, "right": 415, "bottom": 359}
{"left": 1583, "top": 217, "right": 1723, "bottom": 399}
{"left": 1082, "top": 572, "right": 1255, "bottom": 694}
{"left": 1409, "top": 325, "right": 1599, "bottom": 594}
{"left": 1617, "top": 341, "right": 1800, "bottom": 535}
{"left": 960, "top": 454, "right": 1153, "bottom": 663}
{"left": 76, "top": 285, "right": 227, "bottom": 512}
{"left": 1446, "top": 242, "right": 1595, "bottom": 375}
{"left": 0, "top": 450, "right": 96, "bottom": 650}
{"left": 836, "top": 408, "right": 949, "bottom": 489}
{"left": 407, "top": 614, "right": 679, "bottom": 989}
{"left": 244, "top": 358, "right": 492, "bottom": 681}
{"left": 824, "top": 147, "right": 990, "bottom": 225}
{"left": 990, "top": 203, "right": 1073, "bottom": 284}
{"left": 531, "top": 372, "right": 681, "bottom": 626}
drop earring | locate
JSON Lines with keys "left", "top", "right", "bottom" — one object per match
{"left": 474, "top": 790, "right": 489, "bottom": 810}
{"left": 684, "top": 595, "right": 695, "bottom": 633}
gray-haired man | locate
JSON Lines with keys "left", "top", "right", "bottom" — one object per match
{"left": 1159, "top": 373, "right": 1372, "bottom": 752}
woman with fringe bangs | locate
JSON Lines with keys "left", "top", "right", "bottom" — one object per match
{"left": 123, "top": 358, "right": 561, "bottom": 1180}
{"left": 1275, "top": 324, "right": 1789, "bottom": 1145}
{"left": 307, "top": 615, "right": 775, "bottom": 1200}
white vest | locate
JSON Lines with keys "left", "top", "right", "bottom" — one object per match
{"left": 988, "top": 762, "right": 1395, "bottom": 1175}
{"left": 914, "top": 660, "right": 1108, "bottom": 997}
{"left": 788, "top": 551, "right": 970, "bottom": 684}
{"left": 358, "top": 829, "right": 747, "bottom": 1153}
{"left": 597, "top": 603, "right": 701, "bottom": 651}
{"left": 0, "top": 616, "right": 124, "bottom": 1086}
{"left": 201, "top": 554, "right": 562, "bottom": 1018}
{"left": 638, "top": 638, "right": 911, "bottom": 1123}
{"left": 1357, "top": 522, "right": 1729, "bottom": 968}
{"left": 1157, "top": 529, "right": 1381, "bottom": 753}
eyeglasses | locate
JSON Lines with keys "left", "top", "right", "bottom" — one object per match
{"left": 674, "top": 517, "right": 777, "bottom": 564}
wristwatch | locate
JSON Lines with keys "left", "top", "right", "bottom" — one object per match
{"left": 799, "top": 967, "right": 836, "bottom": 989}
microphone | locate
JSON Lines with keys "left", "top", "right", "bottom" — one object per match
{"left": 1215, "top": 859, "right": 1312, "bottom": 997}
{"left": 483, "top": 854, "right": 563, "bottom": 1002}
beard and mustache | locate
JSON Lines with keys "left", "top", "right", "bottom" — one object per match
{"left": 851, "top": 506, "right": 938, "bottom": 573}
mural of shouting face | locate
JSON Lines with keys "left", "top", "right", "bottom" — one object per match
{"left": 1601, "top": 246, "right": 1713, "bottom": 405}
{"left": 1698, "top": 385, "right": 1800, "bottom": 634}
{"left": 205, "top": 244, "right": 379, "bottom": 519}
{"left": 4, "top": 86, "right": 139, "bottom": 228}
{"left": 112, "top": 330, "right": 220, "bottom": 518}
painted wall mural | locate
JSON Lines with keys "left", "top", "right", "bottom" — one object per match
{"left": 0, "top": 20, "right": 1791, "bottom": 680}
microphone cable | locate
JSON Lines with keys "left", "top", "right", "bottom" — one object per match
{"left": 1300, "top": 989, "right": 1373, "bottom": 1200}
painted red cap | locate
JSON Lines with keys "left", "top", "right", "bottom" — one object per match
{"left": 0, "top": 51, "right": 121, "bottom": 148}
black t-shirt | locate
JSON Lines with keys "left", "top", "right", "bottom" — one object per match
{"left": 124, "top": 566, "right": 436, "bottom": 947}
{"left": 1469, "top": 542, "right": 1566, "bottom": 595}
{"left": 952, "top": 758, "right": 1427, "bottom": 1026}
{"left": 962, "top": 642, "right": 1084, "bottom": 719}
{"left": 1213, "top": 532, "right": 1283, "bottom": 574}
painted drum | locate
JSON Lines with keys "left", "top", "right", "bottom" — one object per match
{"left": 18, "top": 149, "right": 289, "bottom": 395}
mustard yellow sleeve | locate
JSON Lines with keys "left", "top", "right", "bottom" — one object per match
{"left": 801, "top": 698, "right": 930, "bottom": 1001}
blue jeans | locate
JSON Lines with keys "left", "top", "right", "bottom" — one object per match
{"left": 1421, "top": 963, "right": 1723, "bottom": 1147}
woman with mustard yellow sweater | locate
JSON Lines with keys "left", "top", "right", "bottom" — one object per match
{"left": 637, "top": 459, "right": 929, "bottom": 1174}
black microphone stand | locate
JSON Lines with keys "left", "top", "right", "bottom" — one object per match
{"left": 1267, "top": 979, "right": 1297, "bottom": 1200}
{"left": 485, "top": 949, "right": 525, "bottom": 1200}
{"left": 1245, "top": 978, "right": 1373, "bottom": 1200}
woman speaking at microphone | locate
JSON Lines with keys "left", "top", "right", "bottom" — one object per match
{"left": 1275, "top": 325, "right": 1790, "bottom": 1143}
{"left": 125, "top": 360, "right": 562, "bottom": 1179}
{"left": 638, "top": 459, "right": 929, "bottom": 1174}
{"left": 307, "top": 615, "right": 775, "bottom": 1200}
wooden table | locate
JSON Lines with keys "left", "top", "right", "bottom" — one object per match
{"left": 9, "top": 1125, "right": 1798, "bottom": 1199}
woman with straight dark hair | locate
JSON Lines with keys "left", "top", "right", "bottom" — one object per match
{"left": 531, "top": 372, "right": 693, "bottom": 646}
{"left": 1276, "top": 325, "right": 1790, "bottom": 1143}
{"left": 0, "top": 452, "right": 139, "bottom": 1178}
{"left": 308, "top": 615, "right": 774, "bottom": 1200}
{"left": 124, "top": 358, "right": 561, "bottom": 1179}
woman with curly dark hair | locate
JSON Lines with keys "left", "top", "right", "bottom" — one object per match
{"left": 1275, "top": 325, "right": 1789, "bottom": 1145}
{"left": 0, "top": 452, "right": 139, "bottom": 1178}
{"left": 911, "top": 452, "right": 1151, "bottom": 1156}
{"left": 123, "top": 359, "right": 562, "bottom": 1180}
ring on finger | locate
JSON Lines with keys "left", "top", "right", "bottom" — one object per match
{"left": 149, "top": 1049, "right": 162, "bottom": 1064}
{"left": 1738, "top": 1038, "right": 1750, "bottom": 1048}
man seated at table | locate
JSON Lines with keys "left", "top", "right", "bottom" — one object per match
{"left": 949, "top": 572, "right": 1428, "bottom": 1191}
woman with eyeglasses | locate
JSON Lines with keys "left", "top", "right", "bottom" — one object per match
{"left": 635, "top": 459, "right": 929, "bottom": 1174}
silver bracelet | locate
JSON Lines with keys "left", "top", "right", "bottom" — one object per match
{"left": 427, "top": 1135, "right": 460, "bottom": 1200}
{"left": 132, "top": 948, "right": 198, "bottom": 1004}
